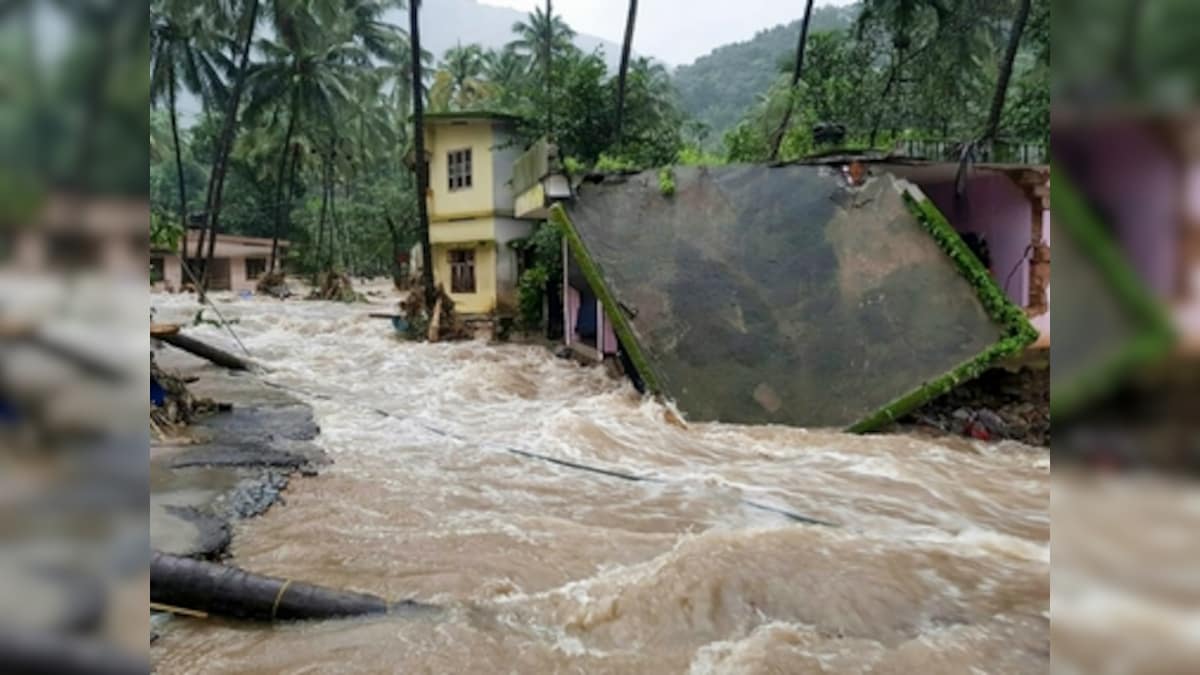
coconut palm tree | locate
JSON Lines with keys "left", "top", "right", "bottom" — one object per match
{"left": 342, "top": 0, "right": 407, "bottom": 62}
{"left": 245, "top": 2, "right": 365, "bottom": 272}
{"left": 482, "top": 45, "right": 528, "bottom": 111}
{"left": 509, "top": 4, "right": 574, "bottom": 74}
{"left": 198, "top": 0, "right": 261, "bottom": 297}
{"left": 151, "top": 0, "right": 230, "bottom": 274}
{"left": 409, "top": 0, "right": 435, "bottom": 308}
{"left": 429, "top": 43, "right": 494, "bottom": 111}
{"left": 509, "top": 2, "right": 574, "bottom": 131}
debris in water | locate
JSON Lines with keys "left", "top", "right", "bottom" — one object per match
{"left": 398, "top": 285, "right": 470, "bottom": 342}
{"left": 255, "top": 271, "right": 292, "bottom": 299}
{"left": 150, "top": 358, "right": 227, "bottom": 439}
{"left": 309, "top": 271, "right": 365, "bottom": 303}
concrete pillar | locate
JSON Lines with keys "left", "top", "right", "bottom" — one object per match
{"left": 562, "top": 236, "right": 571, "bottom": 348}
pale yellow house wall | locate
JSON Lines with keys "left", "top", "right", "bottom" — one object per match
{"left": 426, "top": 121, "right": 498, "bottom": 221}
{"left": 433, "top": 241, "right": 497, "bottom": 315}
{"left": 429, "top": 217, "right": 494, "bottom": 244}
{"left": 514, "top": 182, "right": 546, "bottom": 219}
{"left": 423, "top": 117, "right": 529, "bottom": 316}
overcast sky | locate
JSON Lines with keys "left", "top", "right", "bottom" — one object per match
{"left": 479, "top": 0, "right": 857, "bottom": 66}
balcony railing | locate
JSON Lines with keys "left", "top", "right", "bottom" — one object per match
{"left": 512, "top": 137, "right": 558, "bottom": 196}
{"left": 895, "top": 139, "right": 1047, "bottom": 165}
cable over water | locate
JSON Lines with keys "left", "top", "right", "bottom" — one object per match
{"left": 151, "top": 288, "right": 1048, "bottom": 674}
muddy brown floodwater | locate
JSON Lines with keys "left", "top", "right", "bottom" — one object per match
{"left": 151, "top": 290, "right": 1049, "bottom": 674}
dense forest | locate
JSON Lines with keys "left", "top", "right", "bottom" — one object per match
{"left": 149, "top": 0, "right": 681, "bottom": 289}
{"left": 149, "top": 0, "right": 1050, "bottom": 292}
{"left": 0, "top": 2, "right": 146, "bottom": 208}
{"left": 714, "top": 0, "right": 1049, "bottom": 160}
{"left": 673, "top": 4, "right": 858, "bottom": 145}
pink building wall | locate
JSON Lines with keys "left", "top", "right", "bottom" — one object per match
{"left": 919, "top": 174, "right": 1034, "bottom": 308}
{"left": 161, "top": 254, "right": 183, "bottom": 289}
{"left": 566, "top": 285, "right": 580, "bottom": 345}
{"left": 602, "top": 313, "right": 617, "bottom": 353}
{"left": 1066, "top": 123, "right": 1179, "bottom": 297}
{"left": 1032, "top": 205, "right": 1051, "bottom": 338}
{"left": 153, "top": 253, "right": 260, "bottom": 293}
{"left": 564, "top": 285, "right": 617, "bottom": 355}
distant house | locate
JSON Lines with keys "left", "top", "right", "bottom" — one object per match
{"left": 5, "top": 192, "right": 149, "bottom": 276}
{"left": 416, "top": 111, "right": 541, "bottom": 316}
{"left": 151, "top": 230, "right": 288, "bottom": 293}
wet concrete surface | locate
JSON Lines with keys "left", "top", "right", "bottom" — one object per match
{"left": 150, "top": 347, "right": 327, "bottom": 560}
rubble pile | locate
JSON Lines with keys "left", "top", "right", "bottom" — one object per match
{"left": 255, "top": 271, "right": 292, "bottom": 299}
{"left": 308, "top": 271, "right": 364, "bottom": 303}
{"left": 901, "top": 366, "right": 1050, "bottom": 446}
{"left": 399, "top": 285, "right": 470, "bottom": 341}
{"left": 150, "top": 358, "right": 226, "bottom": 439}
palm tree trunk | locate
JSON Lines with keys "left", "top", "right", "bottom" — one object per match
{"left": 329, "top": 169, "right": 342, "bottom": 271}
{"left": 613, "top": 0, "right": 638, "bottom": 149}
{"left": 25, "top": 1, "right": 46, "bottom": 178}
{"left": 200, "top": 0, "right": 260, "bottom": 297}
{"left": 269, "top": 90, "right": 300, "bottom": 272}
{"left": 316, "top": 157, "right": 330, "bottom": 273}
{"left": 193, "top": 110, "right": 213, "bottom": 281}
{"left": 168, "top": 67, "right": 191, "bottom": 277}
{"left": 280, "top": 142, "right": 301, "bottom": 270}
{"left": 410, "top": 0, "right": 436, "bottom": 309}
{"left": 768, "top": 0, "right": 815, "bottom": 161}
{"left": 385, "top": 213, "right": 404, "bottom": 288}
{"left": 980, "top": 0, "right": 1032, "bottom": 143}
{"left": 544, "top": 0, "right": 553, "bottom": 135}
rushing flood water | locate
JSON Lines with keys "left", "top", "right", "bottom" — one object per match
{"left": 151, "top": 290, "right": 1049, "bottom": 674}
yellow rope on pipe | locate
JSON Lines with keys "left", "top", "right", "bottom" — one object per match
{"left": 271, "top": 579, "right": 293, "bottom": 621}
{"left": 150, "top": 602, "right": 208, "bottom": 619}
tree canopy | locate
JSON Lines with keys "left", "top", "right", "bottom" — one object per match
{"left": 147, "top": 0, "right": 1050, "bottom": 283}
{"left": 676, "top": 0, "right": 1048, "bottom": 160}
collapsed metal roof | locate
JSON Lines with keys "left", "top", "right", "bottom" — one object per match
{"left": 551, "top": 164, "right": 1037, "bottom": 431}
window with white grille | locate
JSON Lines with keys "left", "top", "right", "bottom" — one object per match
{"left": 447, "top": 148, "right": 473, "bottom": 191}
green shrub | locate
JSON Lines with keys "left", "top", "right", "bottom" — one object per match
{"left": 677, "top": 145, "right": 724, "bottom": 167}
{"left": 594, "top": 153, "right": 639, "bottom": 172}
{"left": 517, "top": 265, "right": 550, "bottom": 330}
{"left": 658, "top": 167, "right": 676, "bottom": 196}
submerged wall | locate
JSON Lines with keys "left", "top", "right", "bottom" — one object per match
{"left": 554, "top": 164, "right": 1035, "bottom": 430}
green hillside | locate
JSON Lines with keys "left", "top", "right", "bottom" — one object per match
{"left": 673, "top": 4, "right": 859, "bottom": 143}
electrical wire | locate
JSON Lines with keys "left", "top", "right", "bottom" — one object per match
{"left": 257, "top": 377, "right": 838, "bottom": 529}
